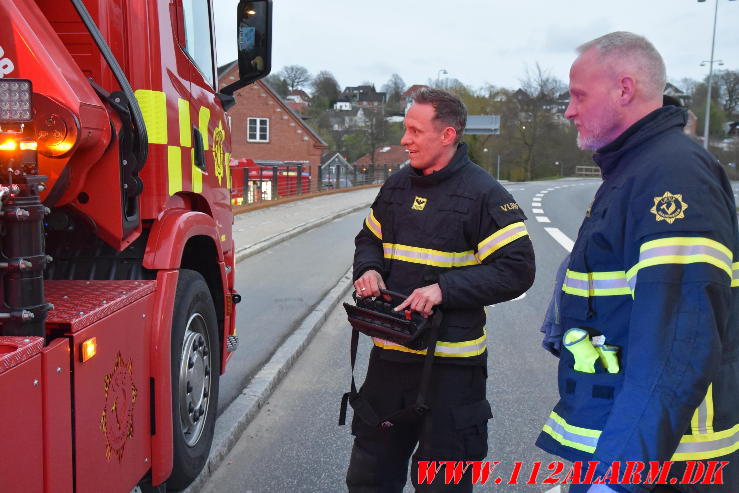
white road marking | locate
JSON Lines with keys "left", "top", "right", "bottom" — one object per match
{"left": 544, "top": 227, "right": 575, "bottom": 252}
{"left": 535, "top": 216, "right": 551, "bottom": 223}
{"left": 532, "top": 208, "right": 544, "bottom": 213}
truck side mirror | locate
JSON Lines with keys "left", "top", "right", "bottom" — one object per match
{"left": 220, "top": 0, "right": 272, "bottom": 96}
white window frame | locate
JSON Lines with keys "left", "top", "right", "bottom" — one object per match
{"left": 247, "top": 117, "right": 269, "bottom": 142}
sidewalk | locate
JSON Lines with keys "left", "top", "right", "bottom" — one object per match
{"left": 232, "top": 186, "right": 379, "bottom": 261}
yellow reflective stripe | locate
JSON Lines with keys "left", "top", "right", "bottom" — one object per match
{"left": 365, "top": 209, "right": 382, "bottom": 240}
{"left": 178, "top": 98, "right": 191, "bottom": 147}
{"left": 372, "top": 329, "right": 486, "bottom": 358}
{"left": 626, "top": 237, "right": 734, "bottom": 281}
{"left": 561, "top": 269, "right": 632, "bottom": 298}
{"left": 541, "top": 411, "right": 600, "bottom": 453}
{"left": 167, "top": 146, "right": 182, "bottom": 195}
{"left": 691, "top": 384, "right": 715, "bottom": 435}
{"left": 199, "top": 106, "right": 211, "bottom": 151}
{"left": 225, "top": 152, "right": 231, "bottom": 189}
{"left": 733, "top": 262, "right": 739, "bottom": 288}
{"left": 477, "top": 222, "right": 529, "bottom": 262}
{"left": 383, "top": 243, "right": 478, "bottom": 268}
{"left": 672, "top": 423, "right": 739, "bottom": 461}
{"left": 541, "top": 409, "right": 738, "bottom": 461}
{"left": 135, "top": 89, "right": 168, "bottom": 145}
{"left": 192, "top": 148, "right": 202, "bottom": 193}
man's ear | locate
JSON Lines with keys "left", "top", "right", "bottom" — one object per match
{"left": 619, "top": 76, "right": 636, "bottom": 104}
{"left": 441, "top": 127, "right": 457, "bottom": 146}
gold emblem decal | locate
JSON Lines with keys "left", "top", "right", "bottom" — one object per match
{"left": 100, "top": 352, "right": 137, "bottom": 462}
{"left": 412, "top": 196, "right": 428, "bottom": 211}
{"left": 500, "top": 202, "right": 520, "bottom": 212}
{"left": 213, "top": 121, "right": 226, "bottom": 186}
{"left": 651, "top": 191, "right": 688, "bottom": 224}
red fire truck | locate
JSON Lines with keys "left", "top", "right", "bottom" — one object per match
{"left": 230, "top": 158, "right": 311, "bottom": 205}
{"left": 0, "top": 0, "right": 271, "bottom": 491}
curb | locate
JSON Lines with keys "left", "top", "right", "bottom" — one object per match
{"left": 183, "top": 267, "right": 354, "bottom": 493}
{"left": 234, "top": 202, "right": 372, "bottom": 262}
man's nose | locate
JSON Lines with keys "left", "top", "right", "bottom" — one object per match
{"left": 564, "top": 101, "right": 576, "bottom": 120}
{"left": 400, "top": 131, "right": 410, "bottom": 146}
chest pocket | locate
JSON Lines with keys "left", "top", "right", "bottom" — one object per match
{"left": 431, "top": 191, "right": 476, "bottom": 251}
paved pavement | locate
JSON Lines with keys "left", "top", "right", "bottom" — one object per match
{"left": 232, "top": 187, "right": 379, "bottom": 261}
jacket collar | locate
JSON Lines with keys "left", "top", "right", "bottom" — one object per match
{"left": 593, "top": 106, "right": 688, "bottom": 179}
{"left": 408, "top": 142, "right": 470, "bottom": 187}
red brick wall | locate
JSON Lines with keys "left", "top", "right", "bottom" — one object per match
{"left": 226, "top": 80, "right": 327, "bottom": 183}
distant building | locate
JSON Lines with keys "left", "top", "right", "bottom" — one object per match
{"left": 285, "top": 89, "right": 311, "bottom": 113}
{"left": 464, "top": 115, "right": 501, "bottom": 135}
{"left": 342, "top": 85, "right": 386, "bottom": 108}
{"left": 320, "top": 152, "right": 354, "bottom": 187}
{"left": 333, "top": 99, "right": 352, "bottom": 111}
{"left": 355, "top": 145, "right": 410, "bottom": 169}
{"left": 218, "top": 62, "right": 328, "bottom": 184}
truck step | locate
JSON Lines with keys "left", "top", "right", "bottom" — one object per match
{"left": 226, "top": 335, "right": 239, "bottom": 352}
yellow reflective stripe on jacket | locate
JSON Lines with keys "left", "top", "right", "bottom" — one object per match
{"left": 541, "top": 410, "right": 739, "bottom": 460}
{"left": 561, "top": 270, "right": 632, "bottom": 298}
{"left": 365, "top": 209, "right": 382, "bottom": 240}
{"left": 672, "top": 423, "right": 739, "bottom": 461}
{"left": 372, "top": 329, "right": 486, "bottom": 358}
{"left": 733, "top": 262, "right": 739, "bottom": 288}
{"left": 383, "top": 243, "right": 478, "bottom": 268}
{"left": 626, "top": 237, "right": 734, "bottom": 291}
{"left": 541, "top": 411, "right": 600, "bottom": 453}
{"left": 691, "top": 384, "right": 715, "bottom": 435}
{"left": 477, "top": 222, "right": 529, "bottom": 262}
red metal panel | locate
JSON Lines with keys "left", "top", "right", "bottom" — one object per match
{"left": 0, "top": 336, "right": 44, "bottom": 374}
{"left": 45, "top": 280, "right": 156, "bottom": 333}
{"left": 71, "top": 294, "right": 154, "bottom": 493}
{"left": 142, "top": 209, "right": 222, "bottom": 270}
{"left": 149, "top": 269, "right": 178, "bottom": 486}
{"left": 0, "top": 354, "right": 44, "bottom": 493}
{"left": 42, "top": 339, "right": 73, "bottom": 493}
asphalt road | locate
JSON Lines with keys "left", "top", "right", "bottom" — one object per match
{"left": 217, "top": 210, "right": 367, "bottom": 414}
{"left": 202, "top": 178, "right": 604, "bottom": 492}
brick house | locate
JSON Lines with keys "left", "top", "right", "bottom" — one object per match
{"left": 218, "top": 63, "right": 327, "bottom": 186}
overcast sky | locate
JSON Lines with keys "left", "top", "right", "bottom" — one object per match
{"left": 214, "top": 0, "right": 738, "bottom": 92}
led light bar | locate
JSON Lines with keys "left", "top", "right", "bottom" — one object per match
{"left": 0, "top": 79, "right": 33, "bottom": 123}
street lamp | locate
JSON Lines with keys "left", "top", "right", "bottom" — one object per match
{"left": 436, "top": 69, "right": 448, "bottom": 88}
{"left": 697, "top": 0, "right": 736, "bottom": 150}
{"left": 555, "top": 161, "right": 561, "bottom": 178}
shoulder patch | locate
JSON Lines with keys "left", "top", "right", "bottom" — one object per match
{"left": 650, "top": 191, "right": 688, "bottom": 224}
{"left": 499, "top": 202, "right": 520, "bottom": 212}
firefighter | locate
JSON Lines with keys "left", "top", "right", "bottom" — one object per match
{"left": 346, "top": 87, "right": 535, "bottom": 491}
{"left": 535, "top": 32, "right": 739, "bottom": 492}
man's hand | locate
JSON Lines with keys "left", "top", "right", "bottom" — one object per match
{"left": 354, "top": 270, "right": 387, "bottom": 298}
{"left": 394, "top": 283, "right": 442, "bottom": 318}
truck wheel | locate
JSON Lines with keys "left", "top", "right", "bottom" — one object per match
{"left": 168, "top": 269, "right": 220, "bottom": 490}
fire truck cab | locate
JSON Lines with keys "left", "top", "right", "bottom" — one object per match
{"left": 0, "top": 1, "right": 271, "bottom": 491}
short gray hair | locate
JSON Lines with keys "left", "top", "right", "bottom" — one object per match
{"left": 410, "top": 87, "right": 467, "bottom": 143}
{"left": 578, "top": 31, "right": 666, "bottom": 100}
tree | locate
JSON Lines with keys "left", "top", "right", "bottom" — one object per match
{"left": 279, "top": 65, "right": 311, "bottom": 93}
{"left": 716, "top": 69, "right": 739, "bottom": 118}
{"left": 311, "top": 70, "right": 341, "bottom": 110}
{"left": 382, "top": 73, "right": 406, "bottom": 106}
{"left": 264, "top": 73, "right": 288, "bottom": 97}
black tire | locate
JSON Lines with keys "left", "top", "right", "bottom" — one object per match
{"left": 167, "top": 269, "right": 221, "bottom": 491}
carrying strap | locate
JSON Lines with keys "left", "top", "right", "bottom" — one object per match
{"left": 339, "top": 310, "right": 442, "bottom": 427}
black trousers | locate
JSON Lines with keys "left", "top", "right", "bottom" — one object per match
{"left": 346, "top": 349, "right": 492, "bottom": 493}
